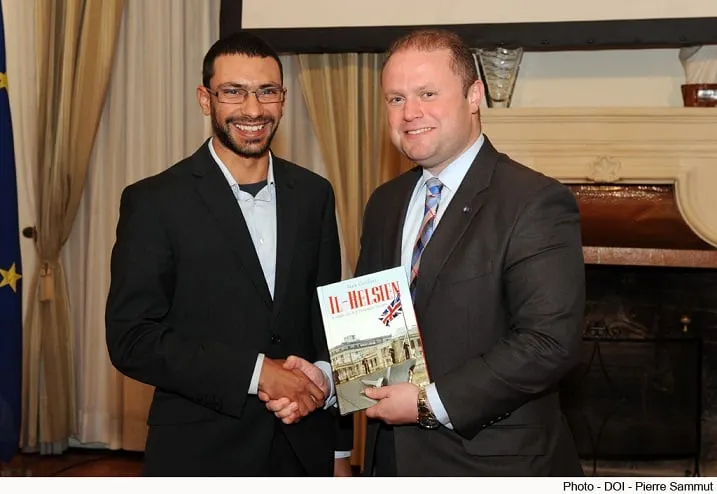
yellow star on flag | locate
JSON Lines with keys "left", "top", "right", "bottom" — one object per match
{"left": 0, "top": 262, "right": 22, "bottom": 293}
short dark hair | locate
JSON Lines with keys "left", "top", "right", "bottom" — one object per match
{"left": 202, "top": 31, "right": 283, "bottom": 88}
{"left": 383, "top": 29, "right": 478, "bottom": 96}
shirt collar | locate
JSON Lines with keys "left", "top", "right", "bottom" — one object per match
{"left": 208, "top": 137, "right": 275, "bottom": 189}
{"left": 420, "top": 133, "right": 485, "bottom": 192}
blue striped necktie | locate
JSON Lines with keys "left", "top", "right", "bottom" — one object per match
{"left": 409, "top": 177, "right": 444, "bottom": 301}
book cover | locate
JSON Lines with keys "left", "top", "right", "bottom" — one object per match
{"left": 317, "top": 266, "right": 429, "bottom": 415}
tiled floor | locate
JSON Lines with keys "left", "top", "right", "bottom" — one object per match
{"left": 0, "top": 449, "right": 143, "bottom": 476}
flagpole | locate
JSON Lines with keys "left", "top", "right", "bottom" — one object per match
{"left": 397, "top": 293, "right": 412, "bottom": 359}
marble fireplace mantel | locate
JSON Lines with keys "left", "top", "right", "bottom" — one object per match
{"left": 482, "top": 107, "right": 717, "bottom": 264}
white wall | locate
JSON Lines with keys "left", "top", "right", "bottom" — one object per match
{"left": 509, "top": 49, "right": 686, "bottom": 107}
{"left": 242, "top": 0, "right": 717, "bottom": 29}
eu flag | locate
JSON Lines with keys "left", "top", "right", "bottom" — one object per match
{"left": 0, "top": 3, "right": 24, "bottom": 463}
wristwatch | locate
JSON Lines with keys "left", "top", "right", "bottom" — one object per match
{"left": 417, "top": 387, "right": 441, "bottom": 429}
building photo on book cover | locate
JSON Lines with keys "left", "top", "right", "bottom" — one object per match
{"left": 316, "top": 266, "right": 429, "bottom": 415}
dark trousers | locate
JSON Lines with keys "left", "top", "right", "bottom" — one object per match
{"left": 267, "top": 421, "right": 307, "bottom": 476}
{"left": 372, "top": 425, "right": 397, "bottom": 476}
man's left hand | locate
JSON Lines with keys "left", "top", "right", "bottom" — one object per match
{"left": 363, "top": 383, "right": 420, "bottom": 425}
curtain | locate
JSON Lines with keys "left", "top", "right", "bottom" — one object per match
{"left": 22, "top": 0, "right": 124, "bottom": 453}
{"left": 272, "top": 55, "right": 354, "bottom": 279}
{"left": 62, "top": 0, "right": 220, "bottom": 450}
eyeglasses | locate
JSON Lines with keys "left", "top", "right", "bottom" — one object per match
{"left": 205, "top": 86, "right": 286, "bottom": 104}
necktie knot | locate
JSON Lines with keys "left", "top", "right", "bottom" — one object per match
{"left": 426, "top": 177, "right": 443, "bottom": 198}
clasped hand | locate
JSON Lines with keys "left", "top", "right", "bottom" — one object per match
{"left": 258, "top": 356, "right": 329, "bottom": 424}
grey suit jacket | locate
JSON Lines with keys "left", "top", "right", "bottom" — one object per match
{"left": 356, "top": 137, "right": 585, "bottom": 476}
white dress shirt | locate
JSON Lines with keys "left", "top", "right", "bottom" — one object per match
{"left": 400, "top": 134, "right": 485, "bottom": 429}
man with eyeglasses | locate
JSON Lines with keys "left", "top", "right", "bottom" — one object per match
{"left": 106, "top": 31, "right": 352, "bottom": 476}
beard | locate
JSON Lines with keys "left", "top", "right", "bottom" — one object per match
{"left": 211, "top": 107, "right": 279, "bottom": 159}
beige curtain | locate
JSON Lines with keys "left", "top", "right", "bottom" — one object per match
{"left": 297, "top": 52, "right": 411, "bottom": 471}
{"left": 299, "top": 54, "right": 380, "bottom": 269}
{"left": 22, "top": 0, "right": 124, "bottom": 452}
{"left": 272, "top": 55, "right": 354, "bottom": 279}
{"left": 62, "top": 0, "right": 220, "bottom": 451}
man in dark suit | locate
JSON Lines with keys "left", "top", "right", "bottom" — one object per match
{"left": 105, "top": 32, "right": 352, "bottom": 476}
{"left": 357, "top": 29, "right": 586, "bottom": 476}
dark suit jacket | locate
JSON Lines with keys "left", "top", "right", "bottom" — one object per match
{"left": 105, "top": 141, "right": 350, "bottom": 476}
{"left": 356, "top": 137, "right": 585, "bottom": 476}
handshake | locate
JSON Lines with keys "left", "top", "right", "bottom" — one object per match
{"left": 257, "top": 355, "right": 330, "bottom": 424}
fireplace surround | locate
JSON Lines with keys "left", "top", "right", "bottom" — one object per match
{"left": 482, "top": 107, "right": 717, "bottom": 254}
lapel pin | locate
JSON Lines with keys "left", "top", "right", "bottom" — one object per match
{"left": 462, "top": 206, "right": 471, "bottom": 213}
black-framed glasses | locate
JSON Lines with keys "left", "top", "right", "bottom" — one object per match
{"left": 205, "top": 86, "right": 286, "bottom": 104}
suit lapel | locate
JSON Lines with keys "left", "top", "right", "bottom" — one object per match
{"left": 270, "top": 157, "right": 298, "bottom": 325}
{"left": 387, "top": 168, "right": 423, "bottom": 265}
{"left": 413, "top": 138, "right": 499, "bottom": 307}
{"left": 191, "top": 142, "right": 273, "bottom": 308}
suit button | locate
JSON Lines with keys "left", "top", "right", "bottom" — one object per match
{"left": 271, "top": 334, "right": 281, "bottom": 344}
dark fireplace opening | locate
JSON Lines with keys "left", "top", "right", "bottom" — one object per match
{"left": 558, "top": 263, "right": 717, "bottom": 476}
{"left": 560, "top": 338, "right": 701, "bottom": 471}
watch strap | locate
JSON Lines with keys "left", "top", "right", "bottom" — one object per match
{"left": 417, "top": 387, "right": 440, "bottom": 429}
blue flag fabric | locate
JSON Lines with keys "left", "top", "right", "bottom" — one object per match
{"left": 0, "top": 1, "right": 24, "bottom": 464}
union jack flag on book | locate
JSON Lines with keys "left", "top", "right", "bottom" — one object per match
{"left": 379, "top": 294, "right": 403, "bottom": 327}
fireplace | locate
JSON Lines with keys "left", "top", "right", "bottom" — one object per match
{"left": 561, "top": 337, "right": 701, "bottom": 467}
{"left": 560, "top": 186, "right": 717, "bottom": 476}
{"left": 559, "top": 264, "right": 717, "bottom": 476}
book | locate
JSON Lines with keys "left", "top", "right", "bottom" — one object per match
{"left": 316, "top": 266, "right": 429, "bottom": 415}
